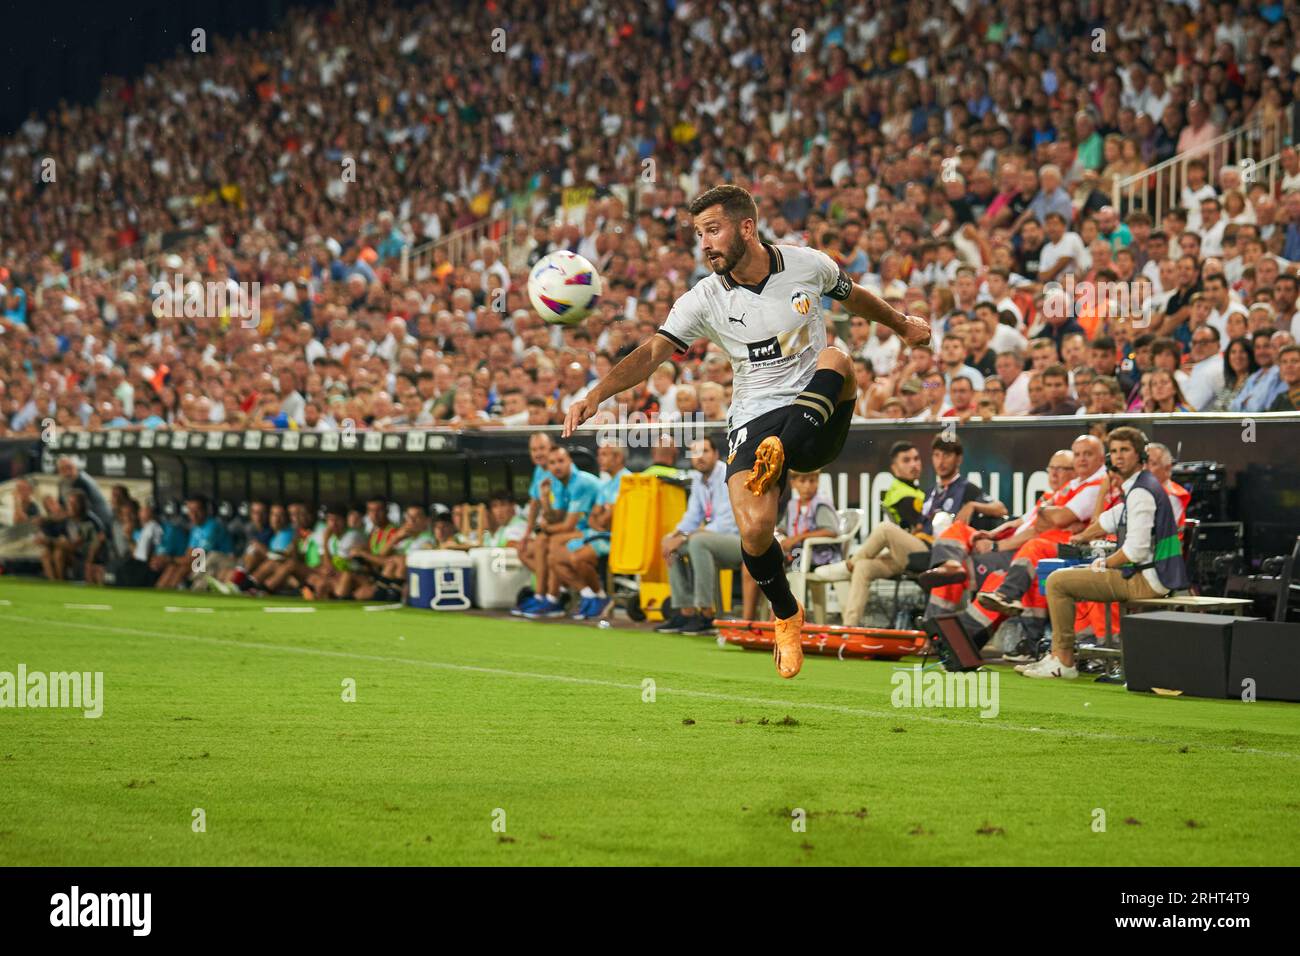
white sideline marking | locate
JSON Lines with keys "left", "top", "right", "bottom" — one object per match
{"left": 363, "top": 603, "right": 404, "bottom": 612}
{"left": 0, "top": 600, "right": 11, "bottom": 606}
{"left": 165, "top": 606, "right": 215, "bottom": 614}
{"left": 264, "top": 607, "right": 316, "bottom": 614}
{"left": 3, "top": 611, "right": 1297, "bottom": 762}
{"left": 64, "top": 603, "right": 112, "bottom": 611}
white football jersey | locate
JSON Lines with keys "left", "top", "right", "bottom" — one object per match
{"left": 657, "top": 243, "right": 852, "bottom": 431}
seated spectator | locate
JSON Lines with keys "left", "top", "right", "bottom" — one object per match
{"left": 334, "top": 497, "right": 401, "bottom": 599}
{"left": 1077, "top": 375, "right": 1125, "bottom": 415}
{"left": 518, "top": 445, "right": 603, "bottom": 619}
{"left": 1182, "top": 326, "right": 1226, "bottom": 410}
{"left": 939, "top": 374, "right": 979, "bottom": 421}
{"left": 1031, "top": 364, "right": 1079, "bottom": 415}
{"left": 981, "top": 377, "right": 1006, "bottom": 414}
{"left": 1269, "top": 344, "right": 1300, "bottom": 411}
{"left": 1144, "top": 368, "right": 1193, "bottom": 413}
{"left": 10, "top": 479, "right": 40, "bottom": 527}
{"left": 56, "top": 457, "right": 115, "bottom": 558}
{"left": 479, "top": 491, "right": 529, "bottom": 549}
{"left": 1212, "top": 336, "right": 1258, "bottom": 410}
{"left": 819, "top": 437, "right": 1003, "bottom": 627}
{"left": 38, "top": 490, "right": 105, "bottom": 583}
{"left": 742, "top": 469, "right": 840, "bottom": 619}
{"left": 923, "top": 436, "right": 1105, "bottom": 653}
{"left": 654, "top": 437, "right": 741, "bottom": 636}
{"left": 155, "top": 495, "right": 233, "bottom": 591}
{"left": 553, "top": 445, "right": 632, "bottom": 620}
{"left": 298, "top": 505, "right": 352, "bottom": 601}
{"left": 1031, "top": 428, "right": 1190, "bottom": 679}
{"left": 697, "top": 382, "right": 728, "bottom": 423}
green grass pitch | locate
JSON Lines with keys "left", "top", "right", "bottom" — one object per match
{"left": 2, "top": 577, "right": 1298, "bottom": 866}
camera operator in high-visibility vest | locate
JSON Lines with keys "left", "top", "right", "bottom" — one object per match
{"left": 1023, "top": 426, "right": 1190, "bottom": 680}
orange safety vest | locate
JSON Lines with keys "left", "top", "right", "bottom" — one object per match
{"left": 1164, "top": 478, "right": 1191, "bottom": 528}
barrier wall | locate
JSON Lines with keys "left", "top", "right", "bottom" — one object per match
{"left": 9, "top": 413, "right": 1299, "bottom": 562}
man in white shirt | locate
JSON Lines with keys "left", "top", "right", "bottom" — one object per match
{"left": 1202, "top": 272, "right": 1248, "bottom": 339}
{"left": 979, "top": 267, "right": 1025, "bottom": 329}
{"left": 997, "top": 350, "right": 1032, "bottom": 416}
{"left": 1029, "top": 427, "right": 1189, "bottom": 679}
{"left": 861, "top": 322, "right": 902, "bottom": 376}
{"left": 1198, "top": 197, "right": 1228, "bottom": 257}
{"left": 1038, "top": 212, "right": 1089, "bottom": 282}
{"left": 1183, "top": 326, "right": 1226, "bottom": 410}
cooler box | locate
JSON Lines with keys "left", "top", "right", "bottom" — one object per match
{"left": 407, "top": 550, "right": 475, "bottom": 611}
{"left": 1037, "top": 557, "right": 1083, "bottom": 592}
{"left": 469, "top": 547, "right": 532, "bottom": 610}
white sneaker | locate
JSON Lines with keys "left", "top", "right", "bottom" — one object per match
{"left": 812, "top": 561, "right": 850, "bottom": 583}
{"left": 1013, "top": 661, "right": 1035, "bottom": 673}
{"left": 1021, "top": 654, "right": 1078, "bottom": 679}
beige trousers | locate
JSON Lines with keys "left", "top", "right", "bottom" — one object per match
{"left": 1045, "top": 566, "right": 1164, "bottom": 659}
{"left": 842, "top": 523, "right": 928, "bottom": 627}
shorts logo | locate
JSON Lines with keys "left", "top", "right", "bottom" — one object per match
{"left": 727, "top": 426, "right": 748, "bottom": 464}
{"left": 790, "top": 291, "right": 813, "bottom": 315}
{"left": 746, "top": 336, "right": 781, "bottom": 362}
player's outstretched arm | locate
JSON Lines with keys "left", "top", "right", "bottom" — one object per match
{"left": 843, "top": 282, "right": 932, "bottom": 347}
{"left": 563, "top": 333, "right": 679, "bottom": 436}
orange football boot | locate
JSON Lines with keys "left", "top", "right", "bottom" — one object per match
{"left": 772, "top": 601, "right": 805, "bottom": 678}
{"left": 744, "top": 435, "right": 785, "bottom": 496}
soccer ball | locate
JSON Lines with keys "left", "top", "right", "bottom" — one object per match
{"left": 527, "top": 251, "right": 602, "bottom": 325}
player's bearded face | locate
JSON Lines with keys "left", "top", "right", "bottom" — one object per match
{"left": 707, "top": 222, "right": 747, "bottom": 274}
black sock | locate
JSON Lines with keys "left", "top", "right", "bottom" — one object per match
{"left": 743, "top": 540, "right": 798, "bottom": 619}
{"left": 777, "top": 369, "right": 844, "bottom": 456}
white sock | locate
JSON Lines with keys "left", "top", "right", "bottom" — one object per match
{"left": 580, "top": 587, "right": 596, "bottom": 598}
{"left": 546, "top": 594, "right": 559, "bottom": 604}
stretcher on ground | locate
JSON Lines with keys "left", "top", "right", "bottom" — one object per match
{"left": 712, "top": 618, "right": 926, "bottom": 660}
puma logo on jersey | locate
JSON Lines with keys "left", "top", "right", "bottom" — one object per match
{"left": 727, "top": 313, "right": 747, "bottom": 326}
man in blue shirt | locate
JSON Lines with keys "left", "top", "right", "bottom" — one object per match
{"left": 553, "top": 445, "right": 633, "bottom": 620}
{"left": 512, "top": 432, "right": 555, "bottom": 614}
{"left": 522, "top": 445, "right": 603, "bottom": 619}
{"left": 154, "top": 494, "right": 234, "bottom": 590}
{"left": 655, "top": 436, "right": 742, "bottom": 635}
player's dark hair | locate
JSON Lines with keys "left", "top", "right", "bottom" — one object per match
{"left": 889, "top": 441, "right": 916, "bottom": 462}
{"left": 688, "top": 184, "right": 757, "bottom": 224}
{"left": 932, "top": 435, "right": 964, "bottom": 455}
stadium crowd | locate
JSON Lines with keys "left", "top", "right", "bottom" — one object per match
{"left": 3, "top": 0, "right": 1300, "bottom": 440}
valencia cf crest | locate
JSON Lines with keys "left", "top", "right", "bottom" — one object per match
{"left": 790, "top": 290, "right": 813, "bottom": 315}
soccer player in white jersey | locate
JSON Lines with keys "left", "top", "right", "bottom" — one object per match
{"left": 565, "top": 185, "right": 930, "bottom": 677}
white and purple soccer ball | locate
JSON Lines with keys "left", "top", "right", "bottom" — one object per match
{"left": 527, "top": 251, "right": 603, "bottom": 325}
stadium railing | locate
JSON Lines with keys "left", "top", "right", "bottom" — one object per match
{"left": 1112, "top": 112, "right": 1293, "bottom": 221}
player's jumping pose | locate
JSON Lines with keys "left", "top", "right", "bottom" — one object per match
{"left": 565, "top": 185, "right": 930, "bottom": 677}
